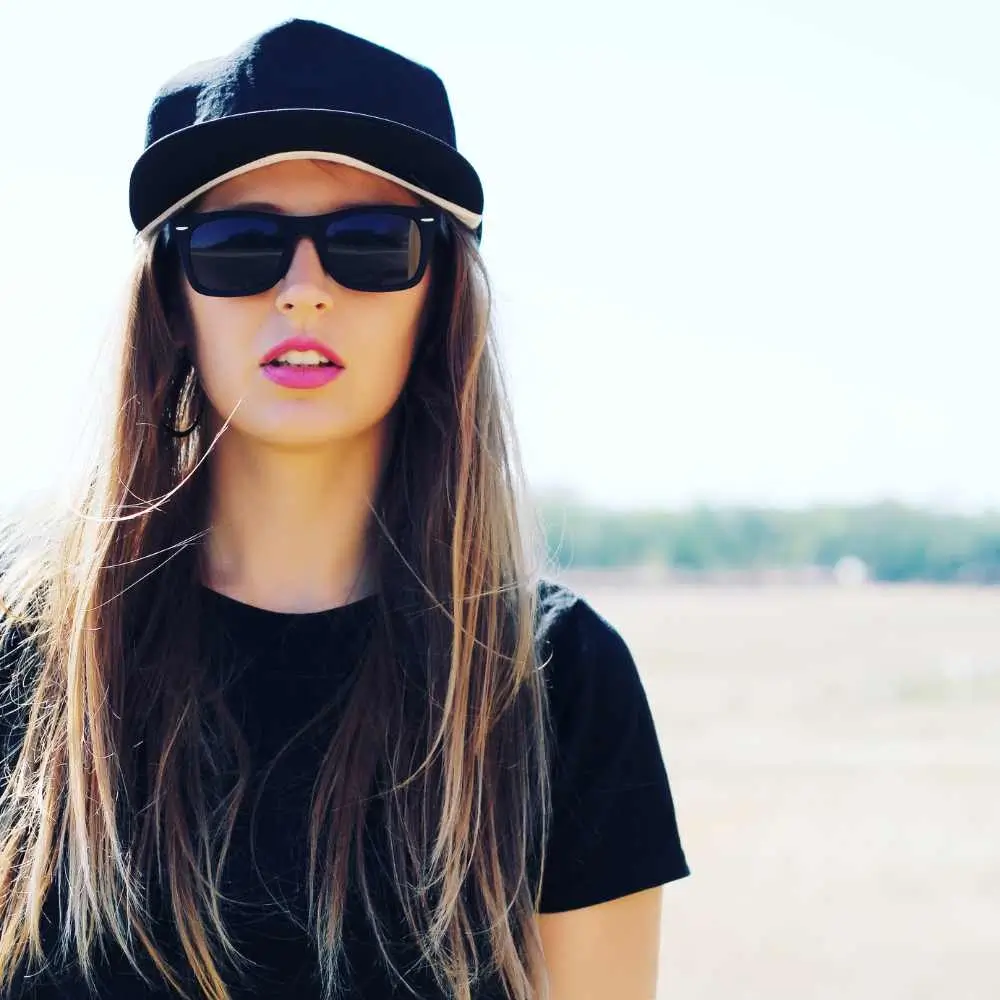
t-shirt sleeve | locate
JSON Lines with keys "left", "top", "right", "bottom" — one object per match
{"left": 536, "top": 585, "right": 689, "bottom": 913}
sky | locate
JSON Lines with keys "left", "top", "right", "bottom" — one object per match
{"left": 1, "top": 0, "right": 998, "bottom": 511}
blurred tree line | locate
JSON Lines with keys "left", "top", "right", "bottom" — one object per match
{"left": 538, "top": 498, "right": 1000, "bottom": 583}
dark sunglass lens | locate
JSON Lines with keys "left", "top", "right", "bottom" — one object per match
{"left": 187, "top": 216, "right": 285, "bottom": 294}
{"left": 323, "top": 212, "right": 423, "bottom": 291}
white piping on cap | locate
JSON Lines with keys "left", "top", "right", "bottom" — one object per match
{"left": 136, "top": 149, "right": 483, "bottom": 240}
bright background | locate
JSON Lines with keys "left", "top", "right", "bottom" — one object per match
{"left": 1, "top": 1, "right": 999, "bottom": 510}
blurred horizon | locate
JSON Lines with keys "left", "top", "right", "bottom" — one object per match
{"left": 2, "top": 1, "right": 998, "bottom": 512}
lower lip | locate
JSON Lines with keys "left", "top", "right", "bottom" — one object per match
{"left": 260, "top": 364, "right": 344, "bottom": 389}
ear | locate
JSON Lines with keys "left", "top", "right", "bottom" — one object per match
{"left": 152, "top": 231, "right": 194, "bottom": 351}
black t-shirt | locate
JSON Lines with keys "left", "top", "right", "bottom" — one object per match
{"left": 2, "top": 582, "right": 688, "bottom": 998}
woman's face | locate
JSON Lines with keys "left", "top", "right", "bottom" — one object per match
{"left": 178, "top": 159, "right": 431, "bottom": 449}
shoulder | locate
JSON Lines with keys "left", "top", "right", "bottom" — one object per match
{"left": 0, "top": 619, "right": 33, "bottom": 775}
{"left": 531, "top": 579, "right": 690, "bottom": 911}
{"left": 0, "top": 527, "right": 43, "bottom": 742}
{"left": 535, "top": 578, "right": 631, "bottom": 665}
{"left": 0, "top": 516, "right": 44, "bottom": 686}
{"left": 0, "top": 617, "right": 34, "bottom": 724}
{"left": 534, "top": 578, "right": 646, "bottom": 728}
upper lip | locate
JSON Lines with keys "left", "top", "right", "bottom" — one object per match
{"left": 259, "top": 336, "right": 345, "bottom": 367}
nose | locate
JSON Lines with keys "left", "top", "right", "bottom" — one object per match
{"left": 274, "top": 237, "right": 334, "bottom": 323}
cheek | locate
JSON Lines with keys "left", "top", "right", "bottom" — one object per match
{"left": 184, "top": 292, "right": 265, "bottom": 399}
{"left": 352, "top": 294, "right": 426, "bottom": 409}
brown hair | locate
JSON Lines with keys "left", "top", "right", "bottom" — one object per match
{"left": 0, "top": 217, "right": 553, "bottom": 999}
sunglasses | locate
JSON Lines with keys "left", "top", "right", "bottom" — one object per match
{"left": 167, "top": 205, "right": 444, "bottom": 297}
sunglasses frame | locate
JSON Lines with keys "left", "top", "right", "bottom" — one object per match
{"left": 167, "top": 204, "right": 445, "bottom": 297}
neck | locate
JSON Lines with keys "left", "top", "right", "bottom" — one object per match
{"left": 202, "top": 427, "right": 387, "bottom": 613}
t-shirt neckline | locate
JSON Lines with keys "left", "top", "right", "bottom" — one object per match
{"left": 200, "top": 584, "right": 379, "bottom": 626}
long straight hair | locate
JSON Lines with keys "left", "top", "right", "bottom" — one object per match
{"left": 0, "top": 217, "right": 553, "bottom": 999}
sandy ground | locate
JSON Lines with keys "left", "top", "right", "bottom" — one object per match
{"left": 561, "top": 580, "right": 1000, "bottom": 1000}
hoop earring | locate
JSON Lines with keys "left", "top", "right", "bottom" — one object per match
{"left": 161, "top": 349, "right": 205, "bottom": 439}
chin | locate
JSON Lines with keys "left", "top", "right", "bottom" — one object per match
{"left": 224, "top": 411, "right": 389, "bottom": 451}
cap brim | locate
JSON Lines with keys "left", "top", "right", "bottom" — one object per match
{"left": 129, "top": 108, "right": 484, "bottom": 237}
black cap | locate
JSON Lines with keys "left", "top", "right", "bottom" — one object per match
{"left": 129, "top": 19, "right": 484, "bottom": 236}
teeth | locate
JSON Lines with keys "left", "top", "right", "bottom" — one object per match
{"left": 270, "top": 349, "right": 334, "bottom": 366}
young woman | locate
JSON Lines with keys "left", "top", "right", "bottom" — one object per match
{"left": 0, "top": 19, "right": 688, "bottom": 1000}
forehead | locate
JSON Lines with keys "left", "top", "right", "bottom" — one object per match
{"left": 197, "top": 158, "right": 420, "bottom": 213}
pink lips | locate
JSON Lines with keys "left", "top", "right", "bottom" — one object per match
{"left": 259, "top": 336, "right": 345, "bottom": 390}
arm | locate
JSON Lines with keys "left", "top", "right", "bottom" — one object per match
{"left": 535, "top": 885, "right": 663, "bottom": 1000}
